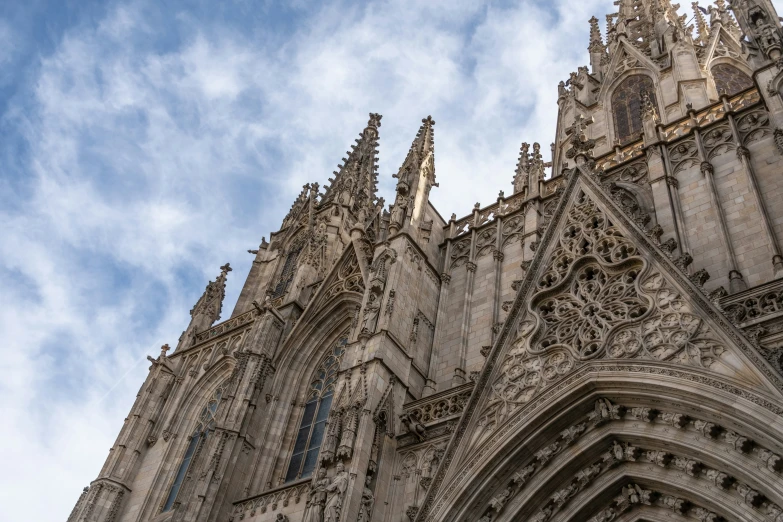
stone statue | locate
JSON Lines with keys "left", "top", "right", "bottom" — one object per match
{"left": 361, "top": 292, "right": 381, "bottom": 334}
{"left": 390, "top": 194, "right": 410, "bottom": 229}
{"left": 357, "top": 475, "right": 375, "bottom": 522}
{"left": 303, "top": 468, "right": 330, "bottom": 522}
{"left": 324, "top": 462, "right": 349, "bottom": 522}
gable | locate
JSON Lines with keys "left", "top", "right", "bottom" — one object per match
{"left": 599, "top": 41, "right": 658, "bottom": 100}
{"left": 416, "top": 167, "right": 783, "bottom": 521}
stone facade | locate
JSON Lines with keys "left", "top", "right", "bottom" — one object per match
{"left": 70, "top": 1, "right": 783, "bottom": 521}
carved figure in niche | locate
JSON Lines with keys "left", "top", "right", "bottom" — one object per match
{"left": 755, "top": 18, "right": 778, "bottom": 53}
{"left": 303, "top": 468, "right": 330, "bottom": 522}
{"left": 611, "top": 440, "right": 624, "bottom": 462}
{"left": 428, "top": 447, "right": 444, "bottom": 476}
{"left": 357, "top": 475, "right": 375, "bottom": 522}
{"left": 589, "top": 507, "right": 616, "bottom": 522}
{"left": 324, "top": 462, "right": 349, "bottom": 522}
{"left": 361, "top": 292, "right": 381, "bottom": 335}
{"left": 490, "top": 487, "right": 512, "bottom": 511}
{"left": 390, "top": 194, "right": 410, "bottom": 229}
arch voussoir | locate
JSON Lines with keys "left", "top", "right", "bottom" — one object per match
{"left": 460, "top": 383, "right": 783, "bottom": 522}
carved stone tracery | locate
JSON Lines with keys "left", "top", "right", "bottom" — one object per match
{"left": 478, "top": 190, "right": 731, "bottom": 436}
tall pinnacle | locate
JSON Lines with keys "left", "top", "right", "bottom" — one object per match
{"left": 320, "top": 113, "right": 382, "bottom": 218}
{"left": 588, "top": 16, "right": 605, "bottom": 52}
{"left": 389, "top": 116, "right": 437, "bottom": 235}
{"left": 513, "top": 142, "right": 530, "bottom": 194}
{"left": 589, "top": 16, "right": 607, "bottom": 76}
{"left": 692, "top": 2, "right": 710, "bottom": 45}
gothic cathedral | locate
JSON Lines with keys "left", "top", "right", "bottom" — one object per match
{"left": 70, "top": 1, "right": 783, "bottom": 521}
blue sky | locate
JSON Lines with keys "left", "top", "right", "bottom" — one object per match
{"left": 6, "top": 0, "right": 762, "bottom": 519}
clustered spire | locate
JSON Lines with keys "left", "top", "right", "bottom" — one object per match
{"left": 394, "top": 115, "right": 436, "bottom": 193}
{"left": 320, "top": 113, "right": 382, "bottom": 219}
{"left": 511, "top": 141, "right": 550, "bottom": 195}
{"left": 692, "top": 2, "right": 711, "bottom": 45}
{"left": 389, "top": 116, "right": 437, "bottom": 235}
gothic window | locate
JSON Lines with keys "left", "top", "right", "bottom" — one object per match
{"left": 284, "top": 334, "right": 348, "bottom": 482}
{"left": 612, "top": 75, "right": 656, "bottom": 144}
{"left": 162, "top": 382, "right": 227, "bottom": 512}
{"left": 712, "top": 64, "right": 753, "bottom": 96}
{"left": 272, "top": 246, "right": 302, "bottom": 297}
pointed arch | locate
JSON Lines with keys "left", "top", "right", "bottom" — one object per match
{"left": 155, "top": 357, "right": 236, "bottom": 514}
{"left": 427, "top": 369, "right": 783, "bottom": 522}
{"left": 283, "top": 332, "right": 348, "bottom": 482}
{"left": 253, "top": 292, "right": 360, "bottom": 490}
{"left": 611, "top": 74, "right": 657, "bottom": 145}
{"left": 711, "top": 62, "right": 754, "bottom": 96}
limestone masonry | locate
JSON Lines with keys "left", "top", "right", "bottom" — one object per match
{"left": 70, "top": 1, "right": 783, "bottom": 521}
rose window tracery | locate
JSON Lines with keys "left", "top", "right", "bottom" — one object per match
{"left": 606, "top": 273, "right": 726, "bottom": 367}
{"left": 538, "top": 192, "right": 637, "bottom": 291}
{"left": 476, "top": 190, "right": 730, "bottom": 438}
{"left": 536, "top": 264, "right": 649, "bottom": 358}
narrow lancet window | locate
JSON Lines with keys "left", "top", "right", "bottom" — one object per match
{"left": 612, "top": 75, "right": 656, "bottom": 144}
{"left": 284, "top": 335, "right": 348, "bottom": 482}
{"left": 162, "top": 383, "right": 226, "bottom": 512}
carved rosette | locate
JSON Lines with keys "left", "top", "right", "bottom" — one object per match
{"left": 477, "top": 190, "right": 730, "bottom": 437}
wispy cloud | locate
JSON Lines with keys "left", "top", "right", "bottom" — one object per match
{"left": 0, "top": 0, "right": 621, "bottom": 518}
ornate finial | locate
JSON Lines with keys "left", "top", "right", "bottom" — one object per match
{"left": 160, "top": 344, "right": 170, "bottom": 358}
{"left": 368, "top": 113, "right": 383, "bottom": 129}
{"left": 691, "top": 2, "right": 710, "bottom": 44}
{"left": 588, "top": 16, "right": 605, "bottom": 52}
{"left": 565, "top": 113, "right": 596, "bottom": 160}
{"left": 220, "top": 263, "right": 232, "bottom": 275}
{"left": 513, "top": 142, "right": 531, "bottom": 193}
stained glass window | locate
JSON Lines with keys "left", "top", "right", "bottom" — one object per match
{"left": 712, "top": 64, "right": 753, "bottom": 96}
{"left": 284, "top": 334, "right": 348, "bottom": 482}
{"left": 272, "top": 246, "right": 302, "bottom": 297}
{"left": 163, "top": 382, "right": 226, "bottom": 512}
{"left": 612, "top": 75, "right": 656, "bottom": 144}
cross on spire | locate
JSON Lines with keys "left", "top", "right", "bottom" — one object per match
{"left": 220, "top": 263, "right": 232, "bottom": 275}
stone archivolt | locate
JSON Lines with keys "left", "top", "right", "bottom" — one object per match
{"left": 472, "top": 397, "right": 783, "bottom": 522}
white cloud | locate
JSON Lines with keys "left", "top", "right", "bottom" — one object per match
{"left": 0, "top": 0, "right": 620, "bottom": 519}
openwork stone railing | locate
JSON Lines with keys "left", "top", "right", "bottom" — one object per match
{"left": 404, "top": 383, "right": 474, "bottom": 425}
{"left": 230, "top": 481, "right": 310, "bottom": 520}
{"left": 720, "top": 279, "right": 783, "bottom": 326}
{"left": 195, "top": 309, "right": 257, "bottom": 343}
{"left": 597, "top": 88, "right": 761, "bottom": 172}
{"left": 449, "top": 187, "right": 531, "bottom": 239}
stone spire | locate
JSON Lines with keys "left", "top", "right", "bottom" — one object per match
{"left": 692, "top": 2, "right": 710, "bottom": 45}
{"left": 176, "top": 263, "right": 232, "bottom": 351}
{"left": 588, "top": 16, "right": 607, "bottom": 77}
{"left": 320, "top": 113, "right": 382, "bottom": 219}
{"left": 389, "top": 116, "right": 437, "bottom": 236}
{"left": 282, "top": 183, "right": 315, "bottom": 230}
{"left": 512, "top": 142, "right": 530, "bottom": 194}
